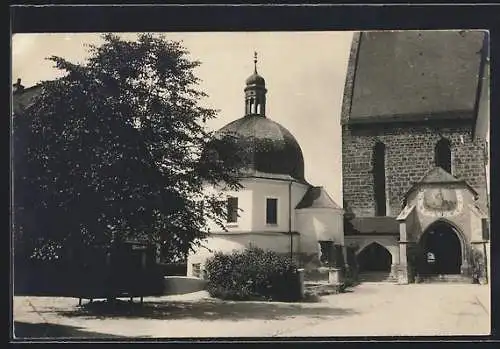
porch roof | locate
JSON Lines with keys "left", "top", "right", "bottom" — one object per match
{"left": 346, "top": 216, "right": 399, "bottom": 235}
{"left": 296, "top": 186, "right": 342, "bottom": 210}
{"left": 404, "top": 166, "right": 478, "bottom": 201}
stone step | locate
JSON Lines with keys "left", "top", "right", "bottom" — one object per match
{"left": 304, "top": 281, "right": 344, "bottom": 296}
{"left": 417, "top": 274, "right": 473, "bottom": 284}
{"left": 358, "top": 272, "right": 397, "bottom": 283}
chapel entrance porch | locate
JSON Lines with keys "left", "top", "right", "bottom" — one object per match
{"left": 414, "top": 220, "right": 471, "bottom": 283}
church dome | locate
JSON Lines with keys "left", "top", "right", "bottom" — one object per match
{"left": 215, "top": 115, "right": 305, "bottom": 181}
{"left": 245, "top": 72, "right": 265, "bottom": 86}
{"left": 206, "top": 52, "right": 305, "bottom": 182}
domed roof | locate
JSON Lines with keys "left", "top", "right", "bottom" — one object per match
{"left": 245, "top": 72, "right": 265, "bottom": 86}
{"left": 214, "top": 115, "right": 305, "bottom": 181}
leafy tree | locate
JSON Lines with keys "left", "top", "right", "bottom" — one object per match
{"left": 13, "top": 33, "right": 242, "bottom": 265}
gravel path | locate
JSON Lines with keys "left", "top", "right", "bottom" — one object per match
{"left": 13, "top": 283, "right": 490, "bottom": 339}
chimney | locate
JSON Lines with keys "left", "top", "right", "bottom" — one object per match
{"left": 13, "top": 78, "right": 25, "bottom": 94}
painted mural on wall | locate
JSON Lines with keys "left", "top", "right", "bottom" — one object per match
{"left": 417, "top": 188, "right": 463, "bottom": 218}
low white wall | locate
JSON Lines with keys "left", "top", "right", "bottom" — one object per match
{"left": 204, "top": 178, "right": 309, "bottom": 234}
{"left": 296, "top": 208, "right": 344, "bottom": 244}
{"left": 163, "top": 276, "right": 207, "bottom": 295}
{"left": 187, "top": 233, "right": 301, "bottom": 277}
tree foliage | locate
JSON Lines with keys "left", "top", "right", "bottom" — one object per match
{"left": 13, "top": 33, "right": 242, "bottom": 264}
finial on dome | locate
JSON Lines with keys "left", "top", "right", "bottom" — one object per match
{"left": 254, "top": 51, "right": 258, "bottom": 73}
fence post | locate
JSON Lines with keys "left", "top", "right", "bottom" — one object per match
{"left": 297, "top": 268, "right": 305, "bottom": 298}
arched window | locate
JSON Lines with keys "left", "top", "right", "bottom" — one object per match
{"left": 373, "top": 141, "right": 386, "bottom": 216}
{"left": 435, "top": 138, "right": 452, "bottom": 173}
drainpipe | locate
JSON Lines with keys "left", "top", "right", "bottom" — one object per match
{"left": 289, "top": 180, "right": 293, "bottom": 262}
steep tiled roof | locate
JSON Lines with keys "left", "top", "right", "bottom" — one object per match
{"left": 405, "top": 166, "right": 478, "bottom": 199}
{"left": 343, "top": 30, "right": 487, "bottom": 125}
{"left": 296, "top": 186, "right": 341, "bottom": 210}
{"left": 346, "top": 216, "right": 399, "bottom": 235}
{"left": 418, "top": 166, "right": 462, "bottom": 184}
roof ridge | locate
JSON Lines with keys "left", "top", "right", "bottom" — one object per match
{"left": 296, "top": 186, "right": 342, "bottom": 210}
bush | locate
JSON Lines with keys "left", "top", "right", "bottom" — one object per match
{"left": 471, "top": 249, "right": 487, "bottom": 283}
{"left": 205, "top": 246, "right": 302, "bottom": 302}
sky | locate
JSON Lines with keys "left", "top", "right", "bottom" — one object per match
{"left": 11, "top": 32, "right": 354, "bottom": 204}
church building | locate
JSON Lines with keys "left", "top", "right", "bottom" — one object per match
{"left": 341, "top": 31, "right": 490, "bottom": 284}
{"left": 13, "top": 31, "right": 490, "bottom": 285}
{"left": 187, "top": 55, "right": 344, "bottom": 277}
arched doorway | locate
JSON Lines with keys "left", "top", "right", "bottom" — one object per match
{"left": 418, "top": 221, "right": 463, "bottom": 276}
{"left": 357, "top": 242, "right": 392, "bottom": 281}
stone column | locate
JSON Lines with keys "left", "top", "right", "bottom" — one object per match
{"left": 389, "top": 246, "right": 399, "bottom": 281}
{"left": 461, "top": 260, "right": 472, "bottom": 276}
{"left": 398, "top": 221, "right": 409, "bottom": 284}
{"left": 390, "top": 264, "right": 398, "bottom": 280}
{"left": 398, "top": 243, "right": 409, "bottom": 284}
{"left": 328, "top": 267, "right": 343, "bottom": 285}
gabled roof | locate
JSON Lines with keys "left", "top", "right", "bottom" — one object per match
{"left": 419, "top": 166, "right": 462, "bottom": 184}
{"left": 295, "top": 186, "right": 342, "bottom": 210}
{"left": 342, "top": 30, "right": 488, "bottom": 125}
{"left": 405, "top": 166, "right": 478, "bottom": 199}
{"left": 396, "top": 204, "right": 416, "bottom": 221}
{"left": 346, "top": 216, "right": 399, "bottom": 235}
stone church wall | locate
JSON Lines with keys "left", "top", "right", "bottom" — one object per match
{"left": 342, "top": 121, "right": 488, "bottom": 218}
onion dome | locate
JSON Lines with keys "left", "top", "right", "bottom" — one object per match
{"left": 212, "top": 52, "right": 305, "bottom": 182}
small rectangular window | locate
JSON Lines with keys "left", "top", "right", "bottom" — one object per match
{"left": 192, "top": 263, "right": 201, "bottom": 278}
{"left": 227, "top": 196, "right": 238, "bottom": 223}
{"left": 266, "top": 198, "right": 278, "bottom": 225}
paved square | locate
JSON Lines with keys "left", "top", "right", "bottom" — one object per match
{"left": 13, "top": 283, "right": 490, "bottom": 338}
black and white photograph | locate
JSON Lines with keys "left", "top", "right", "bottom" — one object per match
{"left": 11, "top": 29, "right": 490, "bottom": 339}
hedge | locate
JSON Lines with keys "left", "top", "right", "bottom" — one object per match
{"left": 205, "top": 246, "right": 302, "bottom": 302}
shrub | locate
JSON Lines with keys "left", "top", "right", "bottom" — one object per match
{"left": 470, "top": 249, "right": 487, "bottom": 283}
{"left": 204, "top": 246, "right": 302, "bottom": 302}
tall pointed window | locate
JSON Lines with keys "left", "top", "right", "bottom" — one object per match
{"left": 227, "top": 197, "right": 238, "bottom": 223}
{"left": 373, "top": 141, "right": 386, "bottom": 216}
{"left": 435, "top": 138, "right": 452, "bottom": 173}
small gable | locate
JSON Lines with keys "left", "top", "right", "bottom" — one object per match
{"left": 405, "top": 166, "right": 478, "bottom": 200}
{"left": 419, "top": 166, "right": 461, "bottom": 184}
{"left": 296, "top": 186, "right": 342, "bottom": 210}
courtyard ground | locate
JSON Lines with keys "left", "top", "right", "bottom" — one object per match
{"left": 12, "top": 283, "right": 490, "bottom": 339}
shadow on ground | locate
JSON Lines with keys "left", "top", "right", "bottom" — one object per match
{"left": 13, "top": 321, "right": 126, "bottom": 339}
{"left": 48, "top": 298, "right": 357, "bottom": 321}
